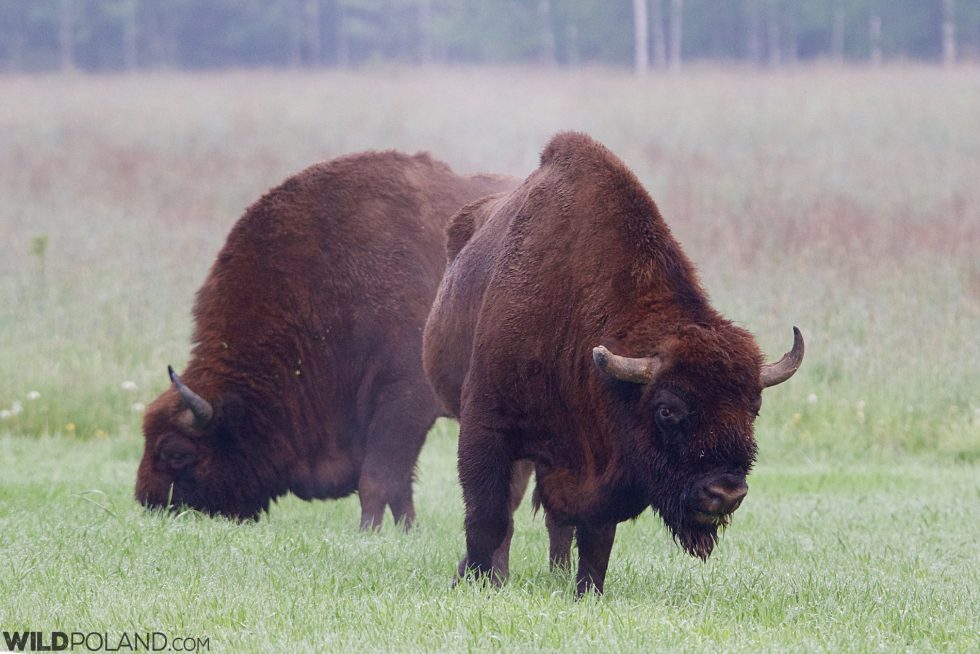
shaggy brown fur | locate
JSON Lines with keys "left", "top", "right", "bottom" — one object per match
{"left": 423, "top": 132, "right": 802, "bottom": 595}
{"left": 136, "top": 150, "right": 515, "bottom": 528}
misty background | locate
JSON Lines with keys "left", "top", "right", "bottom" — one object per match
{"left": 2, "top": 0, "right": 978, "bottom": 73}
{"left": 2, "top": 1, "right": 979, "bottom": 649}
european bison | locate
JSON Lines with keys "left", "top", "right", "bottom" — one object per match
{"left": 136, "top": 150, "right": 515, "bottom": 528}
{"left": 423, "top": 132, "right": 804, "bottom": 595}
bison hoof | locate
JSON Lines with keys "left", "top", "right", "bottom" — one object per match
{"left": 452, "top": 558, "right": 504, "bottom": 589}
{"left": 575, "top": 580, "right": 604, "bottom": 597}
{"left": 549, "top": 552, "right": 572, "bottom": 572}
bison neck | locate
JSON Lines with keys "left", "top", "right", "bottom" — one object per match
{"left": 176, "top": 354, "right": 370, "bottom": 502}
{"left": 534, "top": 461, "right": 649, "bottom": 525}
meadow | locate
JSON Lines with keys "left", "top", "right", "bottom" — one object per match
{"left": 1, "top": 66, "right": 978, "bottom": 652}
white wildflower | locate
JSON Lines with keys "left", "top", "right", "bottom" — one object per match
{"left": 806, "top": 393, "right": 817, "bottom": 404}
{"left": 121, "top": 381, "right": 138, "bottom": 392}
{"left": 0, "top": 409, "right": 10, "bottom": 420}
{"left": 10, "top": 401, "right": 22, "bottom": 415}
{"left": 26, "top": 390, "right": 41, "bottom": 401}
{"left": 131, "top": 402, "right": 146, "bottom": 413}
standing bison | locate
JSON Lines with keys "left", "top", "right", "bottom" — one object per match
{"left": 423, "top": 132, "right": 804, "bottom": 595}
{"left": 136, "top": 150, "right": 514, "bottom": 528}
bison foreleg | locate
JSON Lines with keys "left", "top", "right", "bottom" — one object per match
{"left": 488, "top": 459, "right": 535, "bottom": 580}
{"left": 358, "top": 383, "right": 438, "bottom": 531}
{"left": 456, "top": 421, "right": 515, "bottom": 586}
{"left": 575, "top": 523, "right": 617, "bottom": 596}
{"left": 546, "top": 512, "right": 575, "bottom": 572}
{"left": 357, "top": 474, "right": 388, "bottom": 531}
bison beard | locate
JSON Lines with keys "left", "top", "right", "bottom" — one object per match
{"left": 423, "top": 132, "right": 803, "bottom": 595}
{"left": 136, "top": 150, "right": 515, "bottom": 527}
{"left": 668, "top": 506, "right": 726, "bottom": 561}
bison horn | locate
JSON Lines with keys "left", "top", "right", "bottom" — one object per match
{"left": 592, "top": 345, "right": 664, "bottom": 385}
{"left": 168, "top": 365, "right": 214, "bottom": 429}
{"left": 760, "top": 327, "right": 805, "bottom": 388}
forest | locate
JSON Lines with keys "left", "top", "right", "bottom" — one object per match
{"left": 1, "top": 0, "right": 977, "bottom": 73}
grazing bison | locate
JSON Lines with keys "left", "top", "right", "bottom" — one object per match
{"left": 136, "top": 150, "right": 515, "bottom": 527}
{"left": 423, "top": 132, "right": 804, "bottom": 595}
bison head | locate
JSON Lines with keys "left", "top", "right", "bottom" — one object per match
{"left": 593, "top": 326, "right": 803, "bottom": 559}
{"left": 135, "top": 366, "right": 278, "bottom": 520}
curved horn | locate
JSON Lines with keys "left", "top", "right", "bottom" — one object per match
{"left": 592, "top": 345, "right": 664, "bottom": 385}
{"left": 168, "top": 365, "right": 213, "bottom": 429}
{"left": 760, "top": 327, "right": 805, "bottom": 388}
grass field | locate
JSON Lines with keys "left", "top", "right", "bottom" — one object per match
{"left": 1, "top": 425, "right": 978, "bottom": 652}
{"left": 1, "top": 66, "right": 978, "bottom": 652}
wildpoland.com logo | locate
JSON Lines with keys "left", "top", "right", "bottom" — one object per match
{"left": 1, "top": 630, "right": 210, "bottom": 652}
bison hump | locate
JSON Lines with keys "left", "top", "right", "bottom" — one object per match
{"left": 445, "top": 193, "right": 502, "bottom": 262}
{"left": 539, "top": 131, "right": 612, "bottom": 168}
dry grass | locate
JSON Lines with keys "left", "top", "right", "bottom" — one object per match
{"left": 0, "top": 66, "right": 978, "bottom": 460}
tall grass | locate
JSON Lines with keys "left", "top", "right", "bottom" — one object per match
{"left": 0, "top": 67, "right": 978, "bottom": 461}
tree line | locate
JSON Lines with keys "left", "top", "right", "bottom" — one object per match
{"left": 1, "top": 0, "right": 977, "bottom": 73}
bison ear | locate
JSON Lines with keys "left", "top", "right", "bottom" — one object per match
{"left": 168, "top": 365, "right": 214, "bottom": 430}
{"left": 592, "top": 346, "right": 664, "bottom": 385}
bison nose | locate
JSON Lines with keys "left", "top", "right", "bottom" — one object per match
{"left": 699, "top": 480, "right": 748, "bottom": 515}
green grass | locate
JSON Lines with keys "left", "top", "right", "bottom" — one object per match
{"left": 1, "top": 66, "right": 979, "bottom": 651}
{"left": 1, "top": 424, "right": 977, "bottom": 652}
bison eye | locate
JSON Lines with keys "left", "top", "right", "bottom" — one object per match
{"left": 159, "top": 437, "right": 197, "bottom": 471}
{"left": 655, "top": 404, "right": 682, "bottom": 432}
{"left": 653, "top": 389, "right": 689, "bottom": 436}
{"left": 165, "top": 450, "right": 195, "bottom": 470}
